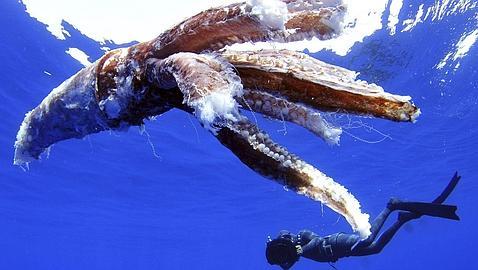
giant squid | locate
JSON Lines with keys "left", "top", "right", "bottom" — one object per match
{"left": 14, "top": 0, "right": 420, "bottom": 238}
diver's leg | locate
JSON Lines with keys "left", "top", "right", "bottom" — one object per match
{"left": 354, "top": 201, "right": 396, "bottom": 248}
{"left": 352, "top": 217, "right": 409, "bottom": 256}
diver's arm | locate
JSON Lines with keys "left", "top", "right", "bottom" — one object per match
{"left": 297, "top": 230, "right": 332, "bottom": 262}
{"left": 299, "top": 237, "right": 325, "bottom": 262}
{"left": 298, "top": 230, "right": 319, "bottom": 245}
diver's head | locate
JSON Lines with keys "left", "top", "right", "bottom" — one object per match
{"left": 266, "top": 231, "right": 301, "bottom": 269}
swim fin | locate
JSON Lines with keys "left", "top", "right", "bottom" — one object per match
{"left": 394, "top": 172, "right": 461, "bottom": 221}
{"left": 432, "top": 171, "right": 460, "bottom": 204}
{"left": 392, "top": 202, "right": 459, "bottom": 220}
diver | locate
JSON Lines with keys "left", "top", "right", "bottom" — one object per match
{"left": 266, "top": 172, "right": 461, "bottom": 269}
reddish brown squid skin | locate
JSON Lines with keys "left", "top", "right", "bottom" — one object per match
{"left": 233, "top": 67, "right": 418, "bottom": 121}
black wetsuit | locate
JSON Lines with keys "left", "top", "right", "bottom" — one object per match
{"left": 297, "top": 205, "right": 410, "bottom": 263}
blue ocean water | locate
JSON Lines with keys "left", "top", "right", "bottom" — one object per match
{"left": 0, "top": 1, "right": 477, "bottom": 269}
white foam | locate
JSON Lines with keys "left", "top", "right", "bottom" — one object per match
{"left": 192, "top": 90, "right": 240, "bottom": 127}
{"left": 401, "top": 4, "right": 425, "bottom": 32}
{"left": 285, "top": 0, "right": 342, "bottom": 11}
{"left": 425, "top": 0, "right": 477, "bottom": 21}
{"left": 453, "top": 29, "right": 478, "bottom": 61}
{"left": 436, "top": 29, "right": 478, "bottom": 70}
{"left": 247, "top": 0, "right": 289, "bottom": 30}
{"left": 21, "top": 0, "right": 239, "bottom": 43}
{"left": 66, "top": 48, "right": 91, "bottom": 67}
{"left": 190, "top": 59, "right": 244, "bottom": 130}
{"left": 398, "top": 0, "right": 476, "bottom": 35}
{"left": 387, "top": 0, "right": 404, "bottom": 35}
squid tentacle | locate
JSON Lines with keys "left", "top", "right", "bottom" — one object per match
{"left": 222, "top": 49, "right": 421, "bottom": 122}
{"left": 240, "top": 89, "right": 342, "bottom": 144}
{"left": 14, "top": 65, "right": 109, "bottom": 164}
{"left": 127, "top": 1, "right": 344, "bottom": 61}
{"left": 216, "top": 118, "right": 371, "bottom": 237}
